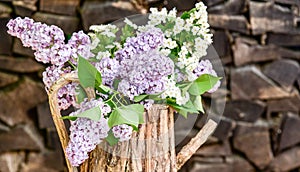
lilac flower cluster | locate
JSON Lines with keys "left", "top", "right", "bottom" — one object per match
{"left": 95, "top": 57, "right": 120, "bottom": 87}
{"left": 112, "top": 124, "right": 133, "bottom": 142}
{"left": 193, "top": 60, "right": 221, "bottom": 93}
{"left": 115, "top": 28, "right": 164, "bottom": 61}
{"left": 7, "top": 17, "right": 94, "bottom": 110}
{"left": 68, "top": 31, "right": 94, "bottom": 64}
{"left": 118, "top": 50, "right": 174, "bottom": 99}
{"left": 66, "top": 99, "right": 110, "bottom": 166}
{"left": 7, "top": 17, "right": 93, "bottom": 66}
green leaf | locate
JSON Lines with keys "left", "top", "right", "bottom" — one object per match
{"left": 166, "top": 98, "right": 198, "bottom": 118}
{"left": 188, "top": 74, "right": 219, "bottom": 96}
{"left": 108, "top": 104, "right": 144, "bottom": 130}
{"left": 105, "top": 130, "right": 119, "bottom": 146}
{"left": 193, "top": 95, "right": 204, "bottom": 113}
{"left": 75, "top": 85, "right": 87, "bottom": 104}
{"left": 181, "top": 11, "right": 190, "bottom": 19}
{"left": 78, "top": 56, "right": 102, "bottom": 88}
{"left": 73, "top": 106, "right": 102, "bottom": 121}
{"left": 61, "top": 116, "right": 77, "bottom": 121}
{"left": 133, "top": 94, "right": 148, "bottom": 102}
{"left": 98, "top": 84, "right": 111, "bottom": 93}
{"left": 120, "top": 24, "right": 135, "bottom": 43}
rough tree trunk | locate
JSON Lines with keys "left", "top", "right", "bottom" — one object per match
{"left": 48, "top": 73, "right": 218, "bottom": 172}
{"left": 80, "top": 105, "right": 176, "bottom": 172}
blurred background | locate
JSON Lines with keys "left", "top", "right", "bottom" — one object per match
{"left": 0, "top": 0, "right": 300, "bottom": 171}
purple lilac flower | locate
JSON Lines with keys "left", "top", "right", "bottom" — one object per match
{"left": 42, "top": 66, "right": 77, "bottom": 110}
{"left": 57, "top": 82, "right": 78, "bottom": 110}
{"left": 112, "top": 124, "right": 133, "bottom": 142}
{"left": 193, "top": 60, "right": 221, "bottom": 93}
{"left": 140, "top": 99, "right": 154, "bottom": 110}
{"left": 66, "top": 99, "right": 111, "bottom": 167}
{"left": 6, "top": 17, "right": 71, "bottom": 66}
{"left": 115, "top": 28, "right": 164, "bottom": 61}
{"left": 94, "top": 57, "right": 120, "bottom": 87}
{"left": 117, "top": 50, "right": 174, "bottom": 99}
{"left": 68, "top": 31, "right": 94, "bottom": 64}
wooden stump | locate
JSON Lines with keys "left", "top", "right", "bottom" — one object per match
{"left": 48, "top": 73, "right": 218, "bottom": 172}
{"left": 79, "top": 105, "right": 176, "bottom": 172}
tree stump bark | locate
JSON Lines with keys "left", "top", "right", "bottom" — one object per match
{"left": 79, "top": 104, "right": 176, "bottom": 172}
{"left": 48, "top": 73, "right": 218, "bottom": 172}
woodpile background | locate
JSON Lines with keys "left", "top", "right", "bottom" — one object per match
{"left": 0, "top": 0, "right": 300, "bottom": 171}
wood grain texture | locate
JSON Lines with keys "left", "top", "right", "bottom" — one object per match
{"left": 48, "top": 73, "right": 217, "bottom": 172}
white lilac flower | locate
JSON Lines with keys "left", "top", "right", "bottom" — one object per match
{"left": 173, "top": 18, "right": 185, "bottom": 35}
{"left": 160, "top": 79, "right": 189, "bottom": 105}
{"left": 89, "top": 24, "right": 117, "bottom": 33}
{"left": 112, "top": 124, "right": 133, "bottom": 142}
{"left": 159, "top": 48, "right": 171, "bottom": 56}
{"left": 88, "top": 33, "right": 100, "bottom": 49}
{"left": 124, "top": 18, "right": 138, "bottom": 29}
{"left": 163, "top": 38, "right": 177, "bottom": 49}
{"left": 96, "top": 51, "right": 111, "bottom": 60}
{"left": 66, "top": 99, "right": 111, "bottom": 167}
{"left": 168, "top": 8, "right": 177, "bottom": 18}
{"left": 148, "top": 8, "right": 168, "bottom": 26}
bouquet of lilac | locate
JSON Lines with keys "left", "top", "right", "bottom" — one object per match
{"left": 7, "top": 2, "right": 220, "bottom": 167}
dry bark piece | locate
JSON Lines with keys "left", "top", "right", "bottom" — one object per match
{"left": 0, "top": 56, "right": 44, "bottom": 73}
{"left": 32, "top": 12, "right": 79, "bottom": 35}
{"left": 0, "top": 125, "right": 40, "bottom": 152}
{"left": 208, "top": 0, "right": 247, "bottom": 15}
{"left": 231, "top": 66, "right": 291, "bottom": 100}
{"left": 278, "top": 113, "right": 300, "bottom": 151}
{"left": 0, "top": 72, "right": 18, "bottom": 87}
{"left": 233, "top": 124, "right": 273, "bottom": 169}
{"left": 0, "top": 77, "right": 47, "bottom": 126}
{"left": 223, "top": 100, "right": 265, "bottom": 122}
{"left": 40, "top": 0, "right": 80, "bottom": 16}
{"left": 0, "top": 17, "right": 12, "bottom": 55}
{"left": 195, "top": 140, "right": 232, "bottom": 157}
{"left": 226, "top": 155, "right": 255, "bottom": 172}
{"left": 267, "top": 96, "right": 300, "bottom": 117}
{"left": 268, "top": 146, "right": 300, "bottom": 171}
{"left": 189, "top": 163, "right": 232, "bottom": 172}
{"left": 81, "top": 1, "right": 140, "bottom": 31}
{"left": 13, "top": 38, "right": 34, "bottom": 57}
{"left": 267, "top": 33, "right": 300, "bottom": 47}
{"left": 12, "top": 0, "right": 37, "bottom": 16}
{"left": 0, "top": 152, "right": 25, "bottom": 172}
{"left": 208, "top": 14, "right": 250, "bottom": 34}
{"left": 263, "top": 59, "right": 300, "bottom": 91}
{"left": 37, "top": 101, "right": 55, "bottom": 129}
{"left": 249, "top": 1, "right": 300, "bottom": 35}
{"left": 212, "top": 118, "right": 235, "bottom": 141}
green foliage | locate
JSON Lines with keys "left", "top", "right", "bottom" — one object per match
{"left": 75, "top": 85, "right": 87, "bottom": 104}
{"left": 108, "top": 104, "right": 144, "bottom": 130}
{"left": 105, "top": 130, "right": 119, "bottom": 146}
{"left": 120, "top": 24, "right": 135, "bottom": 43}
{"left": 166, "top": 98, "right": 198, "bottom": 118}
{"left": 78, "top": 56, "right": 102, "bottom": 88}
{"left": 61, "top": 106, "right": 102, "bottom": 121}
{"left": 188, "top": 74, "right": 220, "bottom": 96}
